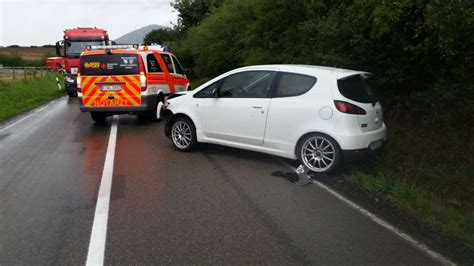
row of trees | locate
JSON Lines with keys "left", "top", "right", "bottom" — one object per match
{"left": 146, "top": 0, "right": 472, "bottom": 103}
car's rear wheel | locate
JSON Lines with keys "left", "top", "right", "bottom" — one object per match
{"left": 90, "top": 112, "right": 107, "bottom": 124}
{"left": 171, "top": 117, "right": 197, "bottom": 151}
{"left": 296, "top": 133, "right": 341, "bottom": 174}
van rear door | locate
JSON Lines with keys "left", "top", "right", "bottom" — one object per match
{"left": 80, "top": 53, "right": 141, "bottom": 107}
{"left": 337, "top": 74, "right": 383, "bottom": 132}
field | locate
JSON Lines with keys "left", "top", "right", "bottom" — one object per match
{"left": 0, "top": 46, "right": 56, "bottom": 60}
{"left": 0, "top": 75, "right": 63, "bottom": 121}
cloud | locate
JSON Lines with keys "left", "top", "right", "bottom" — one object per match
{"left": 0, "top": 0, "right": 177, "bottom": 46}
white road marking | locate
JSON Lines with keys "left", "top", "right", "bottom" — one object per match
{"left": 86, "top": 116, "right": 118, "bottom": 266}
{"left": 279, "top": 160, "right": 454, "bottom": 266}
{"left": 0, "top": 97, "right": 65, "bottom": 132}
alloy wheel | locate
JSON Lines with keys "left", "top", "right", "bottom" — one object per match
{"left": 171, "top": 121, "right": 192, "bottom": 149}
{"left": 301, "top": 136, "right": 336, "bottom": 172}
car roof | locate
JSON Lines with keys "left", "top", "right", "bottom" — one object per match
{"left": 234, "top": 64, "right": 369, "bottom": 79}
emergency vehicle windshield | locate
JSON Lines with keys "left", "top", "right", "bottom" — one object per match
{"left": 65, "top": 41, "right": 104, "bottom": 58}
{"left": 80, "top": 53, "right": 140, "bottom": 76}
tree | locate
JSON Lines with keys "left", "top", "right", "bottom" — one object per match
{"left": 143, "top": 28, "right": 179, "bottom": 46}
{"left": 171, "top": 0, "right": 224, "bottom": 35}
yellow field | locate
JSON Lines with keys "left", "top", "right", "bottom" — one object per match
{"left": 0, "top": 47, "right": 56, "bottom": 60}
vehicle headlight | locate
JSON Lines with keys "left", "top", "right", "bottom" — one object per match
{"left": 65, "top": 76, "right": 75, "bottom": 83}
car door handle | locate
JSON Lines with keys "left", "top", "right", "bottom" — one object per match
{"left": 252, "top": 105, "right": 263, "bottom": 109}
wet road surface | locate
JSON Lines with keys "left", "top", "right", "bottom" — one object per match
{"left": 0, "top": 97, "right": 443, "bottom": 264}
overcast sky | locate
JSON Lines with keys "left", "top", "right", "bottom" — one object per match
{"left": 0, "top": 0, "right": 178, "bottom": 46}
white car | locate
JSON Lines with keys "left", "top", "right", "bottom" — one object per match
{"left": 164, "top": 65, "right": 387, "bottom": 174}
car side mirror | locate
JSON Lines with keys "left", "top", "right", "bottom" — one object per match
{"left": 55, "top": 41, "right": 63, "bottom": 57}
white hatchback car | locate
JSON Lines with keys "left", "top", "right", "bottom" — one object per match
{"left": 164, "top": 65, "right": 387, "bottom": 174}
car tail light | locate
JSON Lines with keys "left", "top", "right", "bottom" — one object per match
{"left": 76, "top": 74, "right": 82, "bottom": 92}
{"left": 334, "top": 100, "right": 366, "bottom": 115}
{"left": 138, "top": 55, "right": 147, "bottom": 91}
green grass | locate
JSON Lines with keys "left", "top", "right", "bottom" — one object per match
{"left": 344, "top": 123, "right": 474, "bottom": 247}
{"left": 0, "top": 75, "right": 63, "bottom": 121}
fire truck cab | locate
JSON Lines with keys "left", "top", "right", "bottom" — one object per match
{"left": 77, "top": 45, "right": 191, "bottom": 123}
{"left": 51, "top": 27, "right": 109, "bottom": 97}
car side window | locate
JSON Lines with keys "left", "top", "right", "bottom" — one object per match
{"left": 194, "top": 81, "right": 222, "bottom": 98}
{"left": 146, "top": 54, "right": 162, "bottom": 73}
{"left": 219, "top": 71, "right": 275, "bottom": 98}
{"left": 171, "top": 55, "right": 185, "bottom": 75}
{"left": 160, "top": 54, "right": 175, "bottom": 73}
{"left": 275, "top": 73, "right": 316, "bottom": 97}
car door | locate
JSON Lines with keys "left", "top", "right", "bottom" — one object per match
{"left": 170, "top": 54, "right": 189, "bottom": 91}
{"left": 159, "top": 53, "right": 187, "bottom": 93}
{"left": 198, "top": 70, "right": 276, "bottom": 146}
{"left": 145, "top": 52, "right": 169, "bottom": 94}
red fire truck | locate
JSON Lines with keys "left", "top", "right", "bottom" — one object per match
{"left": 47, "top": 27, "right": 110, "bottom": 97}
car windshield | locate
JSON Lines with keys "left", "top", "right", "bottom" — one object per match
{"left": 80, "top": 53, "right": 140, "bottom": 76}
{"left": 65, "top": 41, "right": 104, "bottom": 58}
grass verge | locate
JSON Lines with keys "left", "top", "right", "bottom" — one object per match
{"left": 343, "top": 122, "right": 474, "bottom": 248}
{"left": 0, "top": 75, "right": 63, "bottom": 122}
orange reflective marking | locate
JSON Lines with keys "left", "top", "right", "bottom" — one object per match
{"left": 84, "top": 77, "right": 107, "bottom": 106}
{"left": 121, "top": 75, "right": 141, "bottom": 93}
{"left": 82, "top": 75, "right": 141, "bottom": 107}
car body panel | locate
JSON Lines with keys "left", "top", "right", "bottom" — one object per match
{"left": 166, "top": 64, "right": 387, "bottom": 161}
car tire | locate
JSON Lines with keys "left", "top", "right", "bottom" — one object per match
{"left": 296, "top": 133, "right": 341, "bottom": 174}
{"left": 90, "top": 112, "right": 107, "bottom": 124}
{"left": 171, "top": 117, "right": 197, "bottom": 152}
{"left": 68, "top": 91, "right": 77, "bottom": 97}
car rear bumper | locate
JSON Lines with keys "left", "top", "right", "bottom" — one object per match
{"left": 335, "top": 123, "right": 387, "bottom": 151}
{"left": 79, "top": 95, "right": 158, "bottom": 113}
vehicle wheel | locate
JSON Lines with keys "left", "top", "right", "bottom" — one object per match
{"left": 296, "top": 133, "right": 341, "bottom": 174}
{"left": 68, "top": 91, "right": 77, "bottom": 97}
{"left": 171, "top": 117, "right": 197, "bottom": 152}
{"left": 90, "top": 112, "right": 107, "bottom": 124}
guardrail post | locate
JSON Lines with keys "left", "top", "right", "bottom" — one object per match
{"left": 12, "top": 66, "right": 16, "bottom": 80}
{"left": 24, "top": 67, "right": 27, "bottom": 80}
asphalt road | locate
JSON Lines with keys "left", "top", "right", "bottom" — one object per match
{"left": 0, "top": 97, "right": 444, "bottom": 265}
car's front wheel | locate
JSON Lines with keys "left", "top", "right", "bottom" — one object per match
{"left": 296, "top": 133, "right": 341, "bottom": 174}
{"left": 171, "top": 117, "right": 197, "bottom": 151}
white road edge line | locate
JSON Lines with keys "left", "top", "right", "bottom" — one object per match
{"left": 279, "top": 160, "right": 454, "bottom": 266}
{"left": 86, "top": 115, "right": 118, "bottom": 266}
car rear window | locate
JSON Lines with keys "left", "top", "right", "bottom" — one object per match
{"left": 337, "top": 74, "right": 375, "bottom": 103}
{"left": 80, "top": 53, "right": 140, "bottom": 76}
{"left": 275, "top": 73, "right": 316, "bottom": 97}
